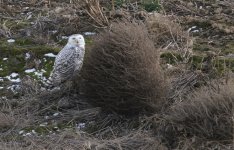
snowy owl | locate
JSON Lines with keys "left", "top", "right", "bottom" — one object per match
{"left": 45, "top": 34, "right": 85, "bottom": 88}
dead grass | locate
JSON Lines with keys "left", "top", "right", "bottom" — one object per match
{"left": 85, "top": 0, "right": 109, "bottom": 28}
{"left": 153, "top": 79, "right": 234, "bottom": 148}
{"left": 0, "top": 130, "right": 167, "bottom": 150}
{"left": 146, "top": 13, "right": 193, "bottom": 61}
{"left": 0, "top": 112, "right": 15, "bottom": 130}
{"left": 0, "top": 1, "right": 233, "bottom": 149}
{"left": 82, "top": 21, "right": 168, "bottom": 115}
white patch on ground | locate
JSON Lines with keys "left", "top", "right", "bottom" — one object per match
{"left": 7, "top": 84, "right": 20, "bottom": 93}
{"left": 6, "top": 77, "right": 21, "bottom": 83}
{"left": 53, "top": 127, "right": 59, "bottom": 131}
{"left": 5, "top": 73, "right": 21, "bottom": 83}
{"left": 25, "top": 69, "right": 47, "bottom": 81}
{"left": 25, "top": 52, "right": 31, "bottom": 60}
{"left": 25, "top": 68, "right": 36, "bottom": 73}
{"left": 192, "top": 30, "right": 199, "bottom": 33}
{"left": 7, "top": 39, "right": 15, "bottom": 43}
{"left": 84, "top": 32, "right": 96, "bottom": 36}
{"left": 35, "top": 70, "right": 46, "bottom": 81}
{"left": 49, "top": 30, "right": 58, "bottom": 34}
{"left": 39, "top": 122, "right": 48, "bottom": 127}
{"left": 12, "top": 78, "right": 21, "bottom": 82}
{"left": 32, "top": 130, "right": 37, "bottom": 134}
{"left": 53, "top": 112, "right": 59, "bottom": 116}
{"left": 166, "top": 64, "right": 173, "bottom": 69}
{"left": 10, "top": 72, "right": 19, "bottom": 78}
{"left": 19, "top": 130, "right": 25, "bottom": 135}
{"left": 3, "top": 58, "right": 8, "bottom": 61}
{"left": 44, "top": 53, "right": 57, "bottom": 58}
{"left": 0, "top": 77, "right": 3, "bottom": 82}
{"left": 23, "top": 133, "right": 32, "bottom": 136}
{"left": 61, "top": 36, "right": 68, "bottom": 39}
{"left": 225, "top": 53, "right": 234, "bottom": 58}
{"left": 188, "top": 26, "right": 197, "bottom": 32}
{"left": 0, "top": 87, "right": 3, "bottom": 90}
{"left": 0, "top": 68, "right": 3, "bottom": 71}
{"left": 76, "top": 123, "right": 86, "bottom": 130}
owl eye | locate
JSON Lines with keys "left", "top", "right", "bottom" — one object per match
{"left": 72, "top": 37, "right": 76, "bottom": 40}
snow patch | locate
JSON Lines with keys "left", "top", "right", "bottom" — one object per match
{"left": 44, "top": 53, "right": 57, "bottom": 58}
{"left": 3, "top": 58, "right": 8, "bottom": 61}
{"left": 188, "top": 26, "right": 197, "bottom": 32}
{"left": 25, "top": 68, "right": 36, "bottom": 73}
{"left": 76, "top": 123, "right": 86, "bottom": 130}
{"left": 10, "top": 72, "right": 19, "bottom": 78}
{"left": 7, "top": 84, "right": 20, "bottom": 93}
{"left": 192, "top": 30, "right": 199, "bottom": 33}
{"left": 84, "top": 32, "right": 96, "bottom": 36}
{"left": 61, "top": 36, "right": 68, "bottom": 39}
{"left": 53, "top": 112, "right": 59, "bottom": 116}
{"left": 19, "top": 130, "right": 25, "bottom": 135}
{"left": 25, "top": 52, "right": 31, "bottom": 60}
{"left": 7, "top": 39, "right": 15, "bottom": 43}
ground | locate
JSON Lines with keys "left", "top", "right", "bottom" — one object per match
{"left": 0, "top": 0, "right": 233, "bottom": 149}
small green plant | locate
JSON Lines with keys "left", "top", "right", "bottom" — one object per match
{"left": 115, "top": 0, "right": 125, "bottom": 7}
{"left": 142, "top": 0, "right": 161, "bottom": 12}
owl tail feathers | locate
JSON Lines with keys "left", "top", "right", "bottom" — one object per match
{"left": 41, "top": 77, "right": 55, "bottom": 90}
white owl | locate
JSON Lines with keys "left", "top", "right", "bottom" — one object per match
{"left": 46, "top": 34, "right": 85, "bottom": 88}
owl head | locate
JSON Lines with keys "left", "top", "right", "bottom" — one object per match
{"left": 67, "top": 34, "right": 85, "bottom": 49}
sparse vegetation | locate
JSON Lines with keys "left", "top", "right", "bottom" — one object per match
{"left": 0, "top": 0, "right": 233, "bottom": 149}
{"left": 153, "top": 80, "right": 234, "bottom": 149}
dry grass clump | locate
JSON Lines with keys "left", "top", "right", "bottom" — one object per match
{"left": 175, "top": 137, "right": 233, "bottom": 150}
{"left": 0, "top": 130, "right": 166, "bottom": 150}
{"left": 82, "top": 21, "right": 168, "bottom": 115}
{"left": 0, "top": 112, "right": 15, "bottom": 130}
{"left": 156, "top": 80, "right": 234, "bottom": 147}
{"left": 146, "top": 13, "right": 193, "bottom": 60}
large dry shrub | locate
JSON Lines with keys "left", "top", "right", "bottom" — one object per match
{"left": 157, "top": 80, "right": 234, "bottom": 147}
{"left": 82, "top": 21, "right": 167, "bottom": 115}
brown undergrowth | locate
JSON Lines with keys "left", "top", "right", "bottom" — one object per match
{"left": 152, "top": 79, "right": 234, "bottom": 149}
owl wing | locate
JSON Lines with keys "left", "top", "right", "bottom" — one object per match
{"left": 50, "top": 46, "right": 78, "bottom": 84}
{"left": 74, "top": 47, "right": 85, "bottom": 73}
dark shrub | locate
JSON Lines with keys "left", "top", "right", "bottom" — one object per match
{"left": 82, "top": 21, "right": 167, "bottom": 115}
{"left": 161, "top": 80, "right": 233, "bottom": 145}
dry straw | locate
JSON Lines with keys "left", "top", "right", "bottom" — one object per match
{"left": 154, "top": 79, "right": 234, "bottom": 148}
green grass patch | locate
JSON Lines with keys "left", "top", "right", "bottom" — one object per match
{"left": 142, "top": 0, "right": 161, "bottom": 12}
